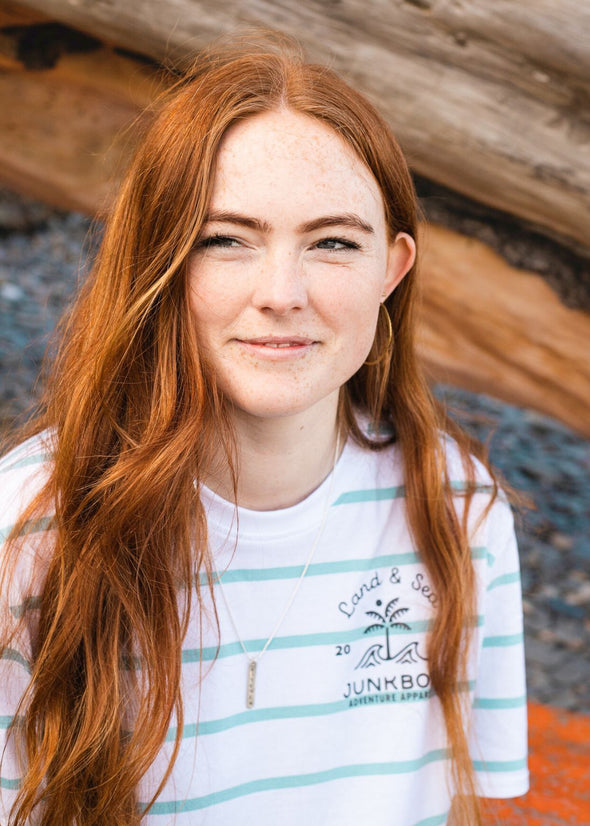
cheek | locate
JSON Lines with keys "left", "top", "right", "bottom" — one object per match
{"left": 188, "top": 289, "right": 222, "bottom": 348}
{"left": 353, "top": 311, "right": 380, "bottom": 361}
{"left": 188, "top": 268, "right": 234, "bottom": 334}
{"left": 188, "top": 282, "right": 206, "bottom": 327}
{"left": 331, "top": 293, "right": 380, "bottom": 360}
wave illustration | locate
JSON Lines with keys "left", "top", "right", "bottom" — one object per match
{"left": 356, "top": 641, "right": 427, "bottom": 669}
{"left": 390, "top": 641, "right": 427, "bottom": 664}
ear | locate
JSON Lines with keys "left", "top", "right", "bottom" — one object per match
{"left": 383, "top": 232, "right": 416, "bottom": 298}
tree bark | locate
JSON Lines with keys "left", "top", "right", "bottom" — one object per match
{"left": 0, "top": 43, "right": 160, "bottom": 212}
{"left": 418, "top": 223, "right": 590, "bottom": 436}
{"left": 9, "top": 0, "right": 590, "bottom": 247}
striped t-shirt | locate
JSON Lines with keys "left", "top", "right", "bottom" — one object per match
{"left": 0, "top": 431, "right": 528, "bottom": 825}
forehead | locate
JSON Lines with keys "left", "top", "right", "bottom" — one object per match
{"left": 209, "top": 109, "right": 386, "bottom": 225}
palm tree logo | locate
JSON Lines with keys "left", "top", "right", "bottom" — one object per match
{"left": 355, "top": 598, "right": 423, "bottom": 669}
{"left": 364, "top": 598, "right": 410, "bottom": 660}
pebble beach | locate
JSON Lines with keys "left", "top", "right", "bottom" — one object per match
{"left": 1, "top": 188, "right": 589, "bottom": 713}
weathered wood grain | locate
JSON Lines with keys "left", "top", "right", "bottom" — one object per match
{"left": 0, "top": 46, "right": 161, "bottom": 212}
{"left": 0, "top": 37, "right": 588, "bottom": 435}
{"left": 9, "top": 0, "right": 590, "bottom": 247}
{"left": 418, "top": 223, "right": 590, "bottom": 436}
{"left": 0, "top": 0, "right": 47, "bottom": 27}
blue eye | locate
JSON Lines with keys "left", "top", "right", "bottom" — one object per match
{"left": 197, "top": 234, "right": 241, "bottom": 248}
{"left": 315, "top": 237, "right": 361, "bottom": 251}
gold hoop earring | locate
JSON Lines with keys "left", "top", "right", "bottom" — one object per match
{"left": 364, "top": 302, "right": 393, "bottom": 366}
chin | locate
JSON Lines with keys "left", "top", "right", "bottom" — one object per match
{"left": 232, "top": 402, "right": 315, "bottom": 420}
{"left": 228, "top": 390, "right": 340, "bottom": 422}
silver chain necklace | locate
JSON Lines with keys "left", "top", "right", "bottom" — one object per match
{"left": 214, "top": 433, "right": 341, "bottom": 709}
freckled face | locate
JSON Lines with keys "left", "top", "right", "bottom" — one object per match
{"left": 188, "top": 109, "right": 414, "bottom": 425}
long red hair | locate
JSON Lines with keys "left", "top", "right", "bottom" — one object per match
{"left": 1, "top": 32, "right": 494, "bottom": 825}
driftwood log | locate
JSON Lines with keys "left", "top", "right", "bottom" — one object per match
{"left": 0, "top": 5, "right": 589, "bottom": 436}
{"left": 8, "top": 0, "right": 590, "bottom": 248}
{"left": 418, "top": 224, "right": 590, "bottom": 436}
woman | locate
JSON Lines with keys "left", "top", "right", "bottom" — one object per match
{"left": 0, "top": 33, "right": 528, "bottom": 826}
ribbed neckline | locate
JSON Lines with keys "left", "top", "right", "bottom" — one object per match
{"left": 201, "top": 435, "right": 356, "bottom": 542}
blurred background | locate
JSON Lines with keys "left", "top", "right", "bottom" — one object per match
{"left": 1, "top": 0, "right": 589, "bottom": 766}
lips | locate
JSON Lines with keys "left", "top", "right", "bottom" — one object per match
{"left": 239, "top": 336, "right": 316, "bottom": 347}
{"left": 234, "top": 335, "right": 318, "bottom": 359}
{"left": 257, "top": 342, "right": 300, "bottom": 348}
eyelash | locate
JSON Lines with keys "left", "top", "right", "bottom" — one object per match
{"left": 196, "top": 234, "right": 362, "bottom": 251}
{"left": 315, "top": 237, "right": 361, "bottom": 251}
{"left": 196, "top": 234, "right": 240, "bottom": 249}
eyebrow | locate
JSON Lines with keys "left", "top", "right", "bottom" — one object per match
{"left": 299, "top": 214, "right": 374, "bottom": 235}
{"left": 204, "top": 211, "right": 270, "bottom": 233}
{"left": 204, "top": 211, "right": 375, "bottom": 235}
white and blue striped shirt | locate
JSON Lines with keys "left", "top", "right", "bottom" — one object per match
{"left": 1, "top": 430, "right": 528, "bottom": 825}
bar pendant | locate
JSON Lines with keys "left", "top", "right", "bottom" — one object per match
{"left": 246, "top": 660, "right": 257, "bottom": 709}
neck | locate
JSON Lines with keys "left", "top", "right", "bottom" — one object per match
{"left": 206, "top": 397, "right": 341, "bottom": 510}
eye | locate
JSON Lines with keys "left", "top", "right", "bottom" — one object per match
{"left": 314, "top": 237, "right": 361, "bottom": 251}
{"left": 196, "top": 234, "right": 242, "bottom": 249}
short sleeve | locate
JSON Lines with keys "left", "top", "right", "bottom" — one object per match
{"left": 471, "top": 498, "right": 529, "bottom": 798}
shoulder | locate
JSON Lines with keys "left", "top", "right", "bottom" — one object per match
{"left": 439, "top": 432, "right": 494, "bottom": 489}
{"left": 1, "top": 432, "right": 56, "bottom": 630}
{"left": 0, "top": 430, "right": 54, "bottom": 475}
{"left": 441, "top": 432, "right": 511, "bottom": 516}
{"left": 0, "top": 431, "right": 54, "bottom": 525}
{"left": 348, "top": 420, "right": 495, "bottom": 491}
{"left": 0, "top": 432, "right": 56, "bottom": 573}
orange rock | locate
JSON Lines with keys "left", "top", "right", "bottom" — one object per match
{"left": 484, "top": 702, "right": 590, "bottom": 824}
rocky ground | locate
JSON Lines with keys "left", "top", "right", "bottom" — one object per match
{"left": 1, "top": 186, "right": 589, "bottom": 713}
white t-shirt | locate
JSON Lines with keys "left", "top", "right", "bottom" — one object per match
{"left": 0, "top": 430, "right": 528, "bottom": 825}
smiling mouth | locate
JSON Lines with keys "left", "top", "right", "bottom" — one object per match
{"left": 240, "top": 337, "right": 316, "bottom": 347}
{"left": 253, "top": 341, "right": 309, "bottom": 349}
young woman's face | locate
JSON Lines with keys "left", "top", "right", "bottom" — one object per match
{"left": 189, "top": 109, "right": 415, "bottom": 425}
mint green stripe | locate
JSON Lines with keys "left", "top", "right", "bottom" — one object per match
{"left": 129, "top": 619, "right": 484, "bottom": 671}
{"left": 182, "top": 615, "right": 482, "bottom": 664}
{"left": 482, "top": 632, "right": 523, "bottom": 648}
{"left": 210, "top": 553, "right": 419, "bottom": 584}
{"left": 334, "top": 482, "right": 494, "bottom": 506}
{"left": 0, "top": 441, "right": 36, "bottom": 472}
{"left": 168, "top": 700, "right": 348, "bottom": 739}
{"left": 185, "top": 619, "right": 435, "bottom": 664}
{"left": 11, "top": 545, "right": 488, "bottom": 616}
{"left": 472, "top": 757, "right": 527, "bottom": 773}
{"left": 143, "top": 749, "right": 450, "bottom": 814}
{"left": 203, "top": 546, "right": 488, "bottom": 586}
{"left": 172, "top": 684, "right": 450, "bottom": 741}
{"left": 333, "top": 486, "right": 406, "bottom": 505}
{"left": 0, "top": 776, "right": 21, "bottom": 790}
{"left": 0, "top": 516, "right": 54, "bottom": 544}
{"left": 0, "top": 452, "right": 48, "bottom": 474}
{"left": 412, "top": 815, "right": 448, "bottom": 826}
{"left": 487, "top": 571, "right": 521, "bottom": 591}
{"left": 165, "top": 681, "right": 475, "bottom": 742}
{"left": 450, "top": 481, "right": 495, "bottom": 494}
{"left": 1, "top": 648, "right": 32, "bottom": 673}
{"left": 473, "top": 694, "right": 526, "bottom": 710}
{"left": 0, "top": 715, "right": 24, "bottom": 732}
{"left": 10, "top": 595, "right": 42, "bottom": 618}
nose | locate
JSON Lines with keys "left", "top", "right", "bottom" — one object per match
{"left": 251, "top": 251, "right": 308, "bottom": 315}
